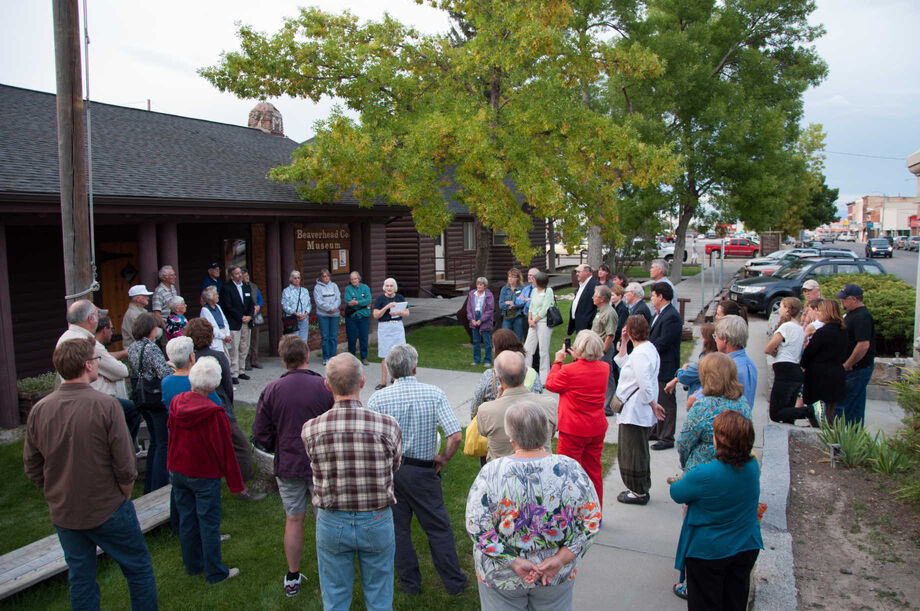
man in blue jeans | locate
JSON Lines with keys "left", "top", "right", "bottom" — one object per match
{"left": 302, "top": 353, "right": 403, "bottom": 610}
{"left": 837, "top": 283, "right": 875, "bottom": 425}
{"left": 24, "top": 338, "right": 158, "bottom": 610}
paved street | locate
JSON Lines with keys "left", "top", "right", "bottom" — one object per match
{"left": 818, "top": 240, "right": 919, "bottom": 286}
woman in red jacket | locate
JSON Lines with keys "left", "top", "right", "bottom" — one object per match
{"left": 545, "top": 330, "right": 610, "bottom": 510}
{"left": 167, "top": 356, "right": 246, "bottom": 584}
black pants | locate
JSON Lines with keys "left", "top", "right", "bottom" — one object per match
{"left": 392, "top": 463, "right": 467, "bottom": 594}
{"left": 650, "top": 380, "right": 677, "bottom": 443}
{"left": 686, "top": 549, "right": 759, "bottom": 611}
{"left": 769, "top": 362, "right": 806, "bottom": 423}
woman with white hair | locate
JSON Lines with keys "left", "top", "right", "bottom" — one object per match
{"left": 161, "top": 337, "right": 221, "bottom": 413}
{"left": 167, "top": 356, "right": 247, "bottom": 584}
{"left": 372, "top": 277, "right": 408, "bottom": 389}
{"left": 200, "top": 286, "right": 232, "bottom": 352}
{"left": 544, "top": 329, "right": 610, "bottom": 510}
{"left": 466, "top": 400, "right": 600, "bottom": 609}
{"left": 281, "top": 270, "right": 312, "bottom": 342}
{"left": 465, "top": 276, "right": 495, "bottom": 366}
{"left": 165, "top": 296, "right": 188, "bottom": 341}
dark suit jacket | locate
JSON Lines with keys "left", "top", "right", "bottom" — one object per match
{"left": 568, "top": 277, "right": 598, "bottom": 335}
{"left": 625, "top": 300, "right": 653, "bottom": 354}
{"left": 649, "top": 302, "right": 683, "bottom": 380}
{"left": 219, "top": 281, "right": 255, "bottom": 331}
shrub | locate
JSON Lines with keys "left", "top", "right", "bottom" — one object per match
{"left": 818, "top": 417, "right": 872, "bottom": 468}
{"left": 16, "top": 372, "right": 56, "bottom": 394}
{"left": 891, "top": 368, "right": 920, "bottom": 502}
{"left": 818, "top": 274, "right": 914, "bottom": 355}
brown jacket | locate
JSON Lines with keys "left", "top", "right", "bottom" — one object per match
{"left": 24, "top": 383, "right": 136, "bottom": 529}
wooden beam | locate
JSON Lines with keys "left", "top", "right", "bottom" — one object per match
{"left": 0, "top": 224, "right": 18, "bottom": 428}
{"left": 156, "top": 222, "right": 179, "bottom": 291}
{"left": 266, "top": 222, "right": 281, "bottom": 355}
{"left": 137, "top": 224, "right": 157, "bottom": 289}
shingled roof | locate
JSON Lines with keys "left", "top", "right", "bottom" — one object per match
{"left": 0, "top": 83, "right": 332, "bottom": 205}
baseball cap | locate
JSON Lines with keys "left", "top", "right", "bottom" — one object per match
{"left": 208, "top": 262, "right": 220, "bottom": 269}
{"left": 802, "top": 279, "right": 820, "bottom": 291}
{"left": 128, "top": 284, "right": 154, "bottom": 297}
{"left": 835, "top": 283, "right": 863, "bottom": 299}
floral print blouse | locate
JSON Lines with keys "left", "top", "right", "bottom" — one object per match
{"left": 466, "top": 454, "right": 600, "bottom": 590}
{"left": 281, "top": 285, "right": 311, "bottom": 316}
{"left": 677, "top": 395, "right": 751, "bottom": 472}
{"left": 127, "top": 338, "right": 173, "bottom": 381}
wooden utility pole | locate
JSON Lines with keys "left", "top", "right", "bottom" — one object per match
{"left": 53, "top": 0, "right": 93, "bottom": 306}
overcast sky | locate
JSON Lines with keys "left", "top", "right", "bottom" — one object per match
{"left": 1, "top": 0, "right": 918, "bottom": 217}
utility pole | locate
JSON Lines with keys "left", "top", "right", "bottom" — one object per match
{"left": 53, "top": 0, "right": 93, "bottom": 306}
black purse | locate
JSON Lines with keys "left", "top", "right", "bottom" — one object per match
{"left": 131, "top": 342, "right": 163, "bottom": 408}
{"left": 283, "top": 291, "right": 302, "bottom": 335}
{"left": 545, "top": 295, "right": 563, "bottom": 328}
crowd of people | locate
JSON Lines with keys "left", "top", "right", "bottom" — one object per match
{"left": 20, "top": 255, "right": 879, "bottom": 611}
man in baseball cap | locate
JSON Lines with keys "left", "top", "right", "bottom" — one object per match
{"left": 201, "top": 262, "right": 223, "bottom": 294}
{"left": 122, "top": 285, "right": 154, "bottom": 348}
{"left": 835, "top": 283, "right": 874, "bottom": 425}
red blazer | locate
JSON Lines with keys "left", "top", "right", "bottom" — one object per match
{"left": 545, "top": 358, "right": 609, "bottom": 437}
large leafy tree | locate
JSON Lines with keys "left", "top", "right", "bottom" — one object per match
{"left": 610, "top": 0, "right": 827, "bottom": 280}
{"left": 201, "top": 1, "right": 677, "bottom": 275}
{"left": 779, "top": 123, "right": 839, "bottom": 234}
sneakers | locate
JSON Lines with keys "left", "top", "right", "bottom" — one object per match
{"left": 284, "top": 572, "right": 305, "bottom": 597}
{"left": 237, "top": 489, "right": 267, "bottom": 501}
{"left": 220, "top": 533, "right": 231, "bottom": 542}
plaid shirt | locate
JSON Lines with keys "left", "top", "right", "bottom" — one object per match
{"left": 301, "top": 399, "right": 402, "bottom": 512}
{"left": 367, "top": 377, "right": 461, "bottom": 461}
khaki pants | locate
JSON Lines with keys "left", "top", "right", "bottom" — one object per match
{"left": 229, "top": 326, "right": 251, "bottom": 377}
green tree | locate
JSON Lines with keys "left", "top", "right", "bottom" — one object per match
{"left": 779, "top": 123, "right": 839, "bottom": 234}
{"left": 610, "top": 0, "right": 827, "bottom": 281}
{"left": 200, "top": 2, "right": 677, "bottom": 275}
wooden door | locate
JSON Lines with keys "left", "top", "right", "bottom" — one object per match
{"left": 97, "top": 242, "right": 139, "bottom": 350}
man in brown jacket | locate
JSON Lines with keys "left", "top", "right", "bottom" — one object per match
{"left": 24, "top": 338, "right": 159, "bottom": 610}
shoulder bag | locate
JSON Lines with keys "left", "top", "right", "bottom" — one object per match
{"left": 282, "top": 290, "right": 301, "bottom": 335}
{"left": 545, "top": 294, "right": 563, "bottom": 328}
{"left": 464, "top": 416, "right": 489, "bottom": 457}
{"left": 609, "top": 385, "right": 640, "bottom": 414}
{"left": 131, "top": 342, "right": 163, "bottom": 409}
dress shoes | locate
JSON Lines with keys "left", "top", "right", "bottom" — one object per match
{"left": 651, "top": 441, "right": 674, "bottom": 451}
{"left": 237, "top": 373, "right": 251, "bottom": 381}
{"left": 617, "top": 490, "right": 650, "bottom": 505}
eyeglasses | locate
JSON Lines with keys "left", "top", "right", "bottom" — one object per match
{"left": 86, "top": 356, "right": 102, "bottom": 363}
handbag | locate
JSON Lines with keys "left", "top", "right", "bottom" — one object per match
{"left": 464, "top": 416, "right": 489, "bottom": 457}
{"left": 282, "top": 290, "right": 302, "bottom": 335}
{"left": 130, "top": 343, "right": 163, "bottom": 408}
{"left": 609, "top": 385, "right": 640, "bottom": 414}
{"left": 545, "top": 302, "right": 563, "bottom": 328}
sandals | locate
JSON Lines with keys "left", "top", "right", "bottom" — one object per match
{"left": 673, "top": 582, "right": 687, "bottom": 600}
{"left": 374, "top": 383, "right": 386, "bottom": 390}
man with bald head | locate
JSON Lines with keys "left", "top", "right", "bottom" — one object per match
{"left": 476, "top": 350, "right": 558, "bottom": 462}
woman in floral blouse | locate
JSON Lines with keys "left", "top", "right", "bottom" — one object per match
{"left": 466, "top": 401, "right": 600, "bottom": 610}
{"left": 677, "top": 352, "right": 752, "bottom": 472}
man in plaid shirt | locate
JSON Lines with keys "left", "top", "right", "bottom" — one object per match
{"left": 367, "top": 344, "right": 468, "bottom": 596}
{"left": 301, "top": 353, "right": 402, "bottom": 611}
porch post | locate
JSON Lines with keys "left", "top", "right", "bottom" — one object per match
{"left": 281, "top": 222, "right": 295, "bottom": 277}
{"left": 0, "top": 224, "right": 19, "bottom": 428}
{"left": 137, "top": 224, "right": 158, "bottom": 289}
{"left": 156, "top": 222, "right": 179, "bottom": 291}
{"left": 266, "top": 221, "right": 282, "bottom": 355}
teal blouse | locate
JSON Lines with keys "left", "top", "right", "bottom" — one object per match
{"left": 669, "top": 459, "right": 763, "bottom": 579}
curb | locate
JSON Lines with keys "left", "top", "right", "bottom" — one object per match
{"left": 751, "top": 424, "right": 797, "bottom": 610}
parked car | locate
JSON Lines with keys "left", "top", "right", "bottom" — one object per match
{"left": 837, "top": 233, "right": 856, "bottom": 242}
{"left": 910, "top": 236, "right": 920, "bottom": 252}
{"left": 893, "top": 236, "right": 909, "bottom": 249}
{"left": 659, "top": 243, "right": 688, "bottom": 263}
{"left": 730, "top": 257, "right": 886, "bottom": 314}
{"left": 746, "top": 249, "right": 857, "bottom": 277}
{"left": 817, "top": 233, "right": 835, "bottom": 243}
{"left": 865, "top": 238, "right": 894, "bottom": 258}
{"left": 705, "top": 238, "right": 759, "bottom": 258}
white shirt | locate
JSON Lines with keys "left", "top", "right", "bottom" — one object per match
{"left": 774, "top": 321, "right": 804, "bottom": 364}
{"left": 234, "top": 280, "right": 244, "bottom": 302}
{"left": 613, "top": 341, "right": 660, "bottom": 427}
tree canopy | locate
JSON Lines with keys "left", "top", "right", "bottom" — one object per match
{"left": 608, "top": 0, "right": 827, "bottom": 279}
{"left": 200, "top": 1, "right": 678, "bottom": 269}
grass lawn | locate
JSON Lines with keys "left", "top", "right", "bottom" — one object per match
{"left": 623, "top": 265, "right": 701, "bottom": 278}
{"left": 2, "top": 406, "right": 617, "bottom": 610}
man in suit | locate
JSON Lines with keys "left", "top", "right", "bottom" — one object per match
{"left": 219, "top": 265, "right": 255, "bottom": 383}
{"left": 568, "top": 264, "right": 598, "bottom": 336}
{"left": 476, "top": 350, "right": 558, "bottom": 462}
{"left": 647, "top": 282, "right": 683, "bottom": 450}
{"left": 623, "top": 282, "right": 652, "bottom": 323}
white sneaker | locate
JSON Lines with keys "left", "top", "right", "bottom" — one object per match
{"left": 226, "top": 568, "right": 240, "bottom": 581}
{"left": 220, "top": 533, "right": 231, "bottom": 542}
{"left": 284, "top": 572, "right": 305, "bottom": 597}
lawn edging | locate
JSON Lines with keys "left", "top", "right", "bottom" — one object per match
{"left": 751, "top": 424, "right": 797, "bottom": 611}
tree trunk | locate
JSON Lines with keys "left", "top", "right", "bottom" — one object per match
{"left": 587, "top": 225, "right": 602, "bottom": 270}
{"left": 546, "top": 218, "right": 556, "bottom": 272}
{"left": 475, "top": 219, "right": 490, "bottom": 279}
{"left": 671, "top": 200, "right": 698, "bottom": 283}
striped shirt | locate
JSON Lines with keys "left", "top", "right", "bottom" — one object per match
{"left": 368, "top": 377, "right": 461, "bottom": 461}
{"left": 301, "top": 399, "right": 402, "bottom": 512}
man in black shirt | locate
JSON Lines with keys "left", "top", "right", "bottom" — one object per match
{"left": 836, "top": 284, "right": 874, "bottom": 425}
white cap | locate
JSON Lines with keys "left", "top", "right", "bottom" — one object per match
{"left": 128, "top": 284, "right": 154, "bottom": 297}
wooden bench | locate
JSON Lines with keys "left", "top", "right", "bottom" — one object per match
{"left": 0, "top": 485, "right": 171, "bottom": 600}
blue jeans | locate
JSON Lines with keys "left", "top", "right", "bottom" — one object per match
{"left": 472, "top": 327, "right": 492, "bottom": 364}
{"left": 501, "top": 315, "right": 527, "bottom": 342}
{"left": 345, "top": 316, "right": 370, "bottom": 360}
{"left": 837, "top": 366, "right": 872, "bottom": 425}
{"left": 55, "top": 499, "right": 158, "bottom": 610}
{"left": 315, "top": 507, "right": 395, "bottom": 611}
{"left": 169, "top": 472, "right": 228, "bottom": 583}
{"left": 318, "top": 315, "right": 339, "bottom": 361}
{"left": 138, "top": 405, "right": 168, "bottom": 493}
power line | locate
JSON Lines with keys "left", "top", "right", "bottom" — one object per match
{"left": 826, "top": 150, "right": 906, "bottom": 161}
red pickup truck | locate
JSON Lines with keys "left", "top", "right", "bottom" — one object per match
{"left": 705, "top": 238, "right": 759, "bottom": 258}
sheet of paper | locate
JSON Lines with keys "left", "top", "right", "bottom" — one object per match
{"left": 391, "top": 302, "right": 408, "bottom": 311}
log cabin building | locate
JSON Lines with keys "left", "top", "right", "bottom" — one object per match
{"left": 0, "top": 84, "right": 545, "bottom": 427}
